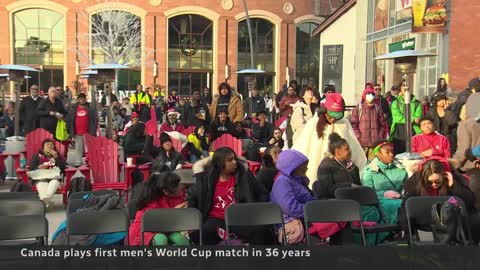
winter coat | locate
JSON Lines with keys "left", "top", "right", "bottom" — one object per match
{"left": 66, "top": 103, "right": 98, "bottom": 137}
{"left": 291, "top": 116, "right": 367, "bottom": 188}
{"left": 350, "top": 102, "right": 387, "bottom": 147}
{"left": 375, "top": 96, "right": 392, "bottom": 126}
{"left": 37, "top": 98, "right": 68, "bottom": 136}
{"left": 159, "top": 122, "right": 185, "bottom": 134}
{"left": 124, "top": 133, "right": 146, "bottom": 156}
{"left": 251, "top": 122, "right": 274, "bottom": 145}
{"left": 210, "top": 94, "right": 244, "bottom": 123}
{"left": 255, "top": 167, "right": 278, "bottom": 193}
{"left": 450, "top": 89, "right": 471, "bottom": 117}
{"left": 0, "top": 114, "right": 16, "bottom": 137}
{"left": 209, "top": 119, "right": 237, "bottom": 141}
{"left": 390, "top": 95, "right": 422, "bottom": 137}
{"left": 313, "top": 154, "right": 361, "bottom": 199}
{"left": 185, "top": 102, "right": 210, "bottom": 128}
{"left": 128, "top": 194, "right": 185, "bottom": 246}
{"left": 361, "top": 157, "right": 408, "bottom": 198}
{"left": 270, "top": 150, "right": 315, "bottom": 222}
{"left": 19, "top": 96, "right": 41, "bottom": 134}
{"left": 426, "top": 107, "right": 458, "bottom": 154}
{"left": 175, "top": 105, "right": 189, "bottom": 125}
{"left": 244, "top": 96, "right": 266, "bottom": 116}
{"left": 453, "top": 93, "right": 480, "bottom": 171}
{"left": 290, "top": 101, "right": 314, "bottom": 144}
{"left": 187, "top": 133, "right": 210, "bottom": 159}
{"left": 152, "top": 149, "right": 185, "bottom": 172}
{"left": 187, "top": 161, "right": 268, "bottom": 221}
{"left": 411, "top": 132, "right": 451, "bottom": 159}
{"left": 278, "top": 95, "right": 300, "bottom": 117}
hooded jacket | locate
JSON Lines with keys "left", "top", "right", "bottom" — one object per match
{"left": 270, "top": 150, "right": 315, "bottom": 222}
{"left": 411, "top": 132, "right": 451, "bottom": 159}
{"left": 210, "top": 90, "right": 244, "bottom": 123}
{"left": 390, "top": 95, "right": 422, "bottom": 137}
{"left": 289, "top": 100, "right": 315, "bottom": 144}
{"left": 453, "top": 93, "right": 480, "bottom": 171}
{"left": 361, "top": 157, "right": 408, "bottom": 198}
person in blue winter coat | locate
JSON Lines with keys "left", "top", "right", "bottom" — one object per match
{"left": 270, "top": 149, "right": 315, "bottom": 244}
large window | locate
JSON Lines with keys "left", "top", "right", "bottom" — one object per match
{"left": 237, "top": 18, "right": 275, "bottom": 97}
{"left": 13, "top": 8, "right": 64, "bottom": 91}
{"left": 296, "top": 22, "right": 320, "bottom": 91}
{"left": 168, "top": 14, "right": 213, "bottom": 96}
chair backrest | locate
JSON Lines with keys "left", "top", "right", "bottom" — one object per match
{"left": 0, "top": 215, "right": 48, "bottom": 245}
{"left": 225, "top": 203, "right": 286, "bottom": 245}
{"left": 67, "top": 209, "right": 128, "bottom": 245}
{"left": 181, "top": 126, "right": 196, "bottom": 137}
{"left": 68, "top": 190, "right": 119, "bottom": 201}
{"left": 171, "top": 138, "right": 183, "bottom": 153}
{"left": 145, "top": 119, "right": 159, "bottom": 146}
{"left": 0, "top": 192, "right": 38, "bottom": 200}
{"left": 127, "top": 199, "right": 138, "bottom": 222}
{"left": 304, "top": 199, "right": 365, "bottom": 246}
{"left": 335, "top": 187, "right": 380, "bottom": 206}
{"left": 141, "top": 208, "right": 202, "bottom": 245}
{"left": 83, "top": 134, "right": 119, "bottom": 184}
{"left": 67, "top": 198, "right": 85, "bottom": 215}
{"left": 25, "top": 128, "right": 67, "bottom": 162}
{"left": 0, "top": 199, "right": 45, "bottom": 216}
{"left": 212, "top": 133, "right": 243, "bottom": 157}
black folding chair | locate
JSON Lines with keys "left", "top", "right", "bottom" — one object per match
{"left": 304, "top": 199, "right": 366, "bottom": 246}
{"left": 405, "top": 196, "right": 472, "bottom": 246}
{"left": 66, "top": 198, "right": 85, "bottom": 215}
{"left": 127, "top": 199, "right": 138, "bottom": 224}
{"left": 0, "top": 192, "right": 38, "bottom": 200}
{"left": 225, "top": 202, "right": 287, "bottom": 245}
{"left": 141, "top": 208, "right": 202, "bottom": 245}
{"left": 66, "top": 209, "right": 129, "bottom": 245}
{"left": 0, "top": 199, "right": 45, "bottom": 216}
{"left": 335, "top": 187, "right": 400, "bottom": 244}
{"left": 0, "top": 215, "right": 48, "bottom": 246}
{"left": 68, "top": 190, "right": 119, "bottom": 200}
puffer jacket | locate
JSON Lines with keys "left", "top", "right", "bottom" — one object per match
{"left": 350, "top": 102, "right": 387, "bottom": 147}
{"left": 390, "top": 95, "right": 423, "bottom": 137}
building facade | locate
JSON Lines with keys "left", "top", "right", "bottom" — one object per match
{"left": 0, "top": 0, "right": 338, "bottom": 99}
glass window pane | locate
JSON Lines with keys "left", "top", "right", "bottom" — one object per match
{"left": 374, "top": 0, "right": 389, "bottom": 32}
{"left": 296, "top": 22, "right": 320, "bottom": 91}
{"left": 237, "top": 18, "right": 275, "bottom": 72}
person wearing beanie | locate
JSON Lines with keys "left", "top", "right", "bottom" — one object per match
{"left": 270, "top": 149, "right": 315, "bottom": 244}
{"left": 159, "top": 109, "right": 185, "bottom": 134}
{"left": 123, "top": 111, "right": 140, "bottom": 134}
{"left": 350, "top": 87, "right": 387, "bottom": 160}
{"left": 426, "top": 92, "right": 459, "bottom": 153}
{"left": 150, "top": 132, "right": 185, "bottom": 171}
{"left": 209, "top": 82, "right": 243, "bottom": 123}
{"left": 390, "top": 82, "right": 423, "bottom": 155}
{"left": 291, "top": 93, "right": 367, "bottom": 188}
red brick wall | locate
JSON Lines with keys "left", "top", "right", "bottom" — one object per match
{"left": 449, "top": 0, "right": 480, "bottom": 90}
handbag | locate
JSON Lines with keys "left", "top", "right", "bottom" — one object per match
{"left": 56, "top": 119, "right": 69, "bottom": 141}
{"left": 278, "top": 218, "right": 305, "bottom": 245}
{"left": 26, "top": 167, "right": 62, "bottom": 181}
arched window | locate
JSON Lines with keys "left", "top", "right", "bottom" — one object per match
{"left": 13, "top": 8, "right": 64, "bottom": 91}
{"left": 237, "top": 18, "right": 275, "bottom": 98}
{"left": 168, "top": 14, "right": 213, "bottom": 96}
{"left": 296, "top": 22, "right": 320, "bottom": 91}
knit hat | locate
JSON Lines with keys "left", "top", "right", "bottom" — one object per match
{"left": 131, "top": 112, "right": 139, "bottom": 119}
{"left": 160, "top": 132, "right": 172, "bottom": 145}
{"left": 324, "top": 93, "right": 345, "bottom": 120}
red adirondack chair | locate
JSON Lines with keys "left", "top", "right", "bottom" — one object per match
{"left": 212, "top": 134, "right": 260, "bottom": 175}
{"left": 83, "top": 134, "right": 135, "bottom": 200}
{"left": 181, "top": 126, "right": 196, "bottom": 137}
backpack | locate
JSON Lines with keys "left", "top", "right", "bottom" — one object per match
{"left": 10, "top": 181, "right": 33, "bottom": 192}
{"left": 68, "top": 177, "right": 92, "bottom": 198}
{"left": 431, "top": 197, "right": 469, "bottom": 245}
{"left": 285, "top": 107, "right": 305, "bottom": 148}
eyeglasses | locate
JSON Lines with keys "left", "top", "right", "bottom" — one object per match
{"left": 56, "top": 88, "right": 62, "bottom": 91}
{"left": 374, "top": 87, "right": 381, "bottom": 91}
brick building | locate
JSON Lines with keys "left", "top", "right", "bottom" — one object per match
{"left": 0, "top": 0, "right": 345, "bottom": 99}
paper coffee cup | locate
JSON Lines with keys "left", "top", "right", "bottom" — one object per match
{"left": 127, "top": 157, "right": 133, "bottom": 166}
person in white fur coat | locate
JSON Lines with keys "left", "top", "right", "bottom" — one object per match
{"left": 291, "top": 93, "right": 367, "bottom": 188}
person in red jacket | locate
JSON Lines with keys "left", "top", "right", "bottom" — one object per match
{"left": 278, "top": 86, "right": 299, "bottom": 117}
{"left": 128, "top": 169, "right": 189, "bottom": 246}
{"left": 411, "top": 116, "right": 450, "bottom": 159}
{"left": 159, "top": 109, "right": 185, "bottom": 133}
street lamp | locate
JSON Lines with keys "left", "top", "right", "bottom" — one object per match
{"left": 375, "top": 49, "right": 435, "bottom": 163}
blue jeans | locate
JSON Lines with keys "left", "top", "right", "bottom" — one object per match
{"left": 189, "top": 150, "right": 209, "bottom": 163}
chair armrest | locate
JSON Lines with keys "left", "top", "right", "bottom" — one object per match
{"left": 182, "top": 162, "right": 193, "bottom": 169}
{"left": 16, "top": 168, "right": 29, "bottom": 184}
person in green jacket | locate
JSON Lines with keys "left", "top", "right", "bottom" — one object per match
{"left": 124, "top": 122, "right": 146, "bottom": 156}
{"left": 390, "top": 84, "right": 423, "bottom": 155}
{"left": 361, "top": 140, "right": 408, "bottom": 244}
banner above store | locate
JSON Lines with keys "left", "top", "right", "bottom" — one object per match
{"left": 389, "top": 38, "right": 416, "bottom": 53}
{"left": 412, "top": 0, "right": 448, "bottom": 33}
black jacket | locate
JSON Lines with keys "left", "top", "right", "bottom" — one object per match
{"left": 19, "top": 96, "right": 42, "bottom": 134}
{"left": 209, "top": 119, "right": 237, "bottom": 141}
{"left": 66, "top": 103, "right": 98, "bottom": 137}
{"left": 426, "top": 108, "right": 459, "bottom": 153}
{"left": 185, "top": 102, "right": 210, "bottom": 128}
{"left": 244, "top": 96, "right": 266, "bottom": 116}
{"left": 450, "top": 89, "right": 471, "bottom": 117}
{"left": 255, "top": 167, "right": 278, "bottom": 193}
{"left": 0, "top": 115, "right": 16, "bottom": 137}
{"left": 252, "top": 122, "right": 274, "bottom": 145}
{"left": 175, "top": 105, "right": 189, "bottom": 125}
{"left": 313, "top": 156, "right": 361, "bottom": 199}
{"left": 37, "top": 98, "right": 68, "bottom": 135}
{"left": 187, "top": 166, "right": 268, "bottom": 221}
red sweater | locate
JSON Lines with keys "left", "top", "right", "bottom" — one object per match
{"left": 411, "top": 132, "right": 451, "bottom": 159}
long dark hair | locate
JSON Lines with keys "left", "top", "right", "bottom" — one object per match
{"left": 136, "top": 169, "right": 181, "bottom": 210}
{"left": 417, "top": 159, "right": 448, "bottom": 196}
{"left": 218, "top": 82, "right": 232, "bottom": 96}
{"left": 316, "top": 106, "right": 329, "bottom": 138}
{"left": 436, "top": 78, "right": 447, "bottom": 93}
{"left": 208, "top": 147, "right": 239, "bottom": 181}
{"left": 40, "top": 139, "right": 58, "bottom": 156}
{"left": 328, "top": 133, "right": 347, "bottom": 155}
{"left": 262, "top": 146, "right": 281, "bottom": 169}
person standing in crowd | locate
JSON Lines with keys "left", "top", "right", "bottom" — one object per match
{"left": 64, "top": 85, "right": 72, "bottom": 101}
{"left": 159, "top": 109, "right": 185, "bottom": 134}
{"left": 426, "top": 92, "right": 458, "bottom": 154}
{"left": 243, "top": 87, "right": 266, "bottom": 121}
{"left": 210, "top": 83, "right": 243, "bottom": 124}
{"left": 130, "top": 84, "right": 146, "bottom": 114}
{"left": 313, "top": 133, "right": 361, "bottom": 199}
{"left": 0, "top": 102, "right": 16, "bottom": 137}
{"left": 264, "top": 92, "right": 273, "bottom": 122}
{"left": 19, "top": 84, "right": 41, "bottom": 135}
{"left": 100, "top": 86, "right": 119, "bottom": 108}
{"left": 429, "top": 78, "right": 448, "bottom": 104}
{"left": 255, "top": 145, "right": 281, "bottom": 193}
{"left": 279, "top": 86, "right": 299, "bottom": 118}
{"left": 451, "top": 78, "right": 480, "bottom": 118}
{"left": 111, "top": 106, "right": 125, "bottom": 133}
{"left": 373, "top": 84, "right": 391, "bottom": 128}
{"left": 187, "top": 124, "right": 210, "bottom": 163}
{"left": 320, "top": 84, "right": 336, "bottom": 104}
{"left": 288, "top": 87, "right": 318, "bottom": 147}
{"left": 66, "top": 93, "right": 97, "bottom": 166}
{"left": 292, "top": 93, "right": 366, "bottom": 188}
{"left": 351, "top": 87, "right": 387, "bottom": 160}
{"left": 201, "top": 87, "right": 212, "bottom": 109}
{"left": 37, "top": 87, "right": 67, "bottom": 136}
{"left": 385, "top": 85, "right": 399, "bottom": 106}
{"left": 420, "top": 96, "right": 430, "bottom": 116}
{"left": 209, "top": 110, "right": 236, "bottom": 141}
{"left": 187, "top": 147, "right": 268, "bottom": 245}
{"left": 175, "top": 97, "right": 189, "bottom": 125}
{"left": 185, "top": 90, "right": 210, "bottom": 128}
{"left": 167, "top": 89, "right": 180, "bottom": 110}
{"left": 56, "top": 86, "right": 70, "bottom": 110}
{"left": 390, "top": 82, "right": 422, "bottom": 155}
{"left": 411, "top": 116, "right": 450, "bottom": 159}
